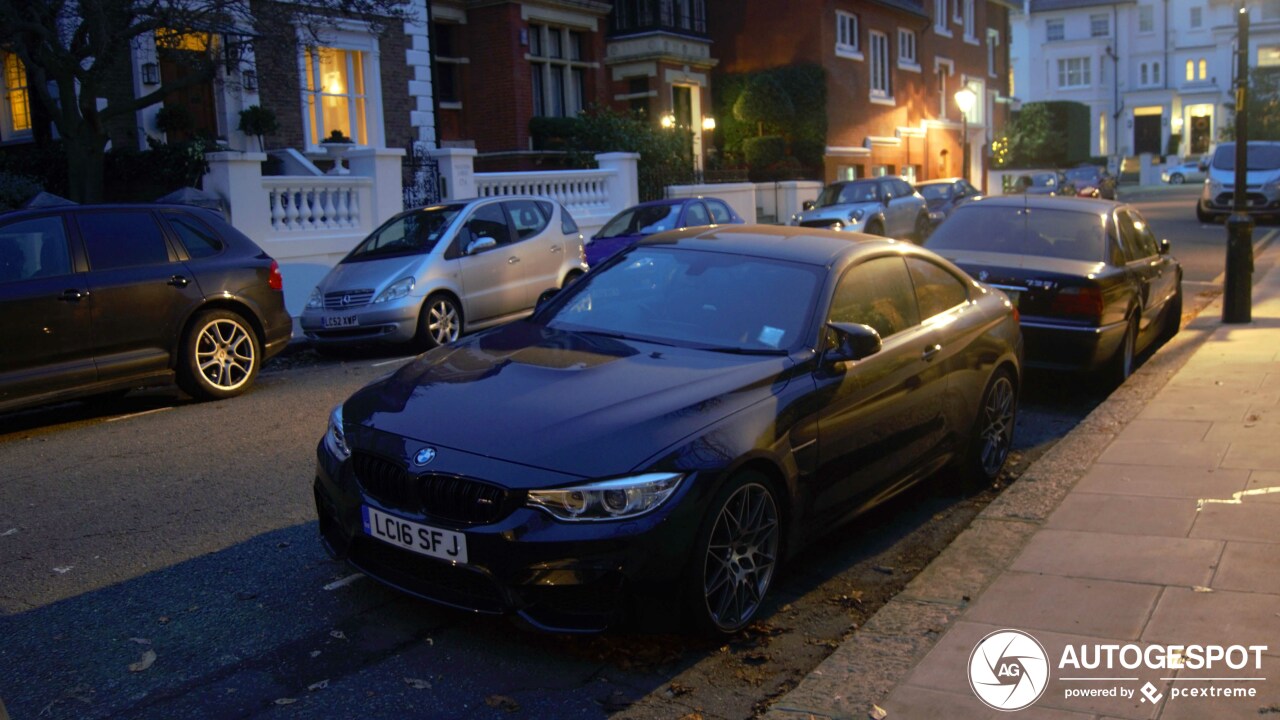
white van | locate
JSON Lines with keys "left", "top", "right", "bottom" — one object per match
{"left": 1197, "top": 141, "right": 1280, "bottom": 222}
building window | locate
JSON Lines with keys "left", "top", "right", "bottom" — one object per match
{"left": 302, "top": 46, "right": 370, "bottom": 146}
{"left": 934, "top": 0, "right": 950, "bottom": 35}
{"left": 1057, "top": 57, "right": 1091, "bottom": 88}
{"left": 898, "top": 29, "right": 918, "bottom": 67}
{"left": 1199, "top": 58, "right": 1207, "bottom": 80}
{"left": 1090, "top": 14, "right": 1109, "bottom": 37}
{"left": 2, "top": 52, "right": 31, "bottom": 137}
{"left": 433, "top": 23, "right": 463, "bottom": 105}
{"left": 870, "top": 31, "right": 891, "bottom": 98}
{"left": 987, "top": 29, "right": 1000, "bottom": 76}
{"left": 1141, "top": 63, "right": 1149, "bottom": 86}
{"left": 836, "top": 11, "right": 861, "bottom": 57}
{"left": 529, "top": 23, "right": 587, "bottom": 118}
{"left": 1099, "top": 113, "right": 1107, "bottom": 155}
{"left": 1265, "top": 1, "right": 1280, "bottom": 20}
{"left": 963, "top": 0, "right": 976, "bottom": 41}
{"left": 1046, "top": 18, "right": 1064, "bottom": 41}
{"left": 1186, "top": 59, "right": 1194, "bottom": 81}
{"left": 1153, "top": 62, "right": 1161, "bottom": 84}
{"left": 1139, "top": 5, "right": 1154, "bottom": 32}
{"left": 1261, "top": 45, "right": 1280, "bottom": 67}
{"left": 1190, "top": 6, "right": 1202, "bottom": 27}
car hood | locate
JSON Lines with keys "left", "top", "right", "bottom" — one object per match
{"left": 320, "top": 254, "right": 432, "bottom": 294}
{"left": 342, "top": 321, "right": 793, "bottom": 479}
{"left": 796, "top": 202, "right": 879, "bottom": 223}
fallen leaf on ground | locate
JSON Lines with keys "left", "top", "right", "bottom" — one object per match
{"left": 274, "top": 698, "right": 296, "bottom": 705}
{"left": 403, "top": 677, "right": 431, "bottom": 690}
{"left": 307, "top": 680, "right": 329, "bottom": 691}
{"left": 667, "top": 681, "right": 693, "bottom": 697}
{"left": 329, "top": 630, "right": 347, "bottom": 641}
{"left": 485, "top": 694, "right": 520, "bottom": 712}
{"left": 1193, "top": 586, "right": 1214, "bottom": 593}
{"left": 127, "top": 650, "right": 157, "bottom": 673}
{"left": 869, "top": 703, "right": 889, "bottom": 719}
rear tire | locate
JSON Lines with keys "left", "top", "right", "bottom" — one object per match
{"left": 416, "top": 294, "right": 461, "bottom": 351}
{"left": 912, "top": 213, "right": 931, "bottom": 243}
{"left": 1195, "top": 203, "right": 1214, "bottom": 224}
{"left": 1159, "top": 285, "right": 1183, "bottom": 343}
{"left": 865, "top": 220, "right": 884, "bottom": 236}
{"left": 956, "top": 367, "right": 1018, "bottom": 494}
{"left": 178, "top": 309, "right": 260, "bottom": 400}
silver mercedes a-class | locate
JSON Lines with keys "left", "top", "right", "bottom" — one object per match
{"left": 301, "top": 196, "right": 588, "bottom": 349}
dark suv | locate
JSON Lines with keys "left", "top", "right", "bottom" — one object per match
{"left": 0, "top": 204, "right": 292, "bottom": 413}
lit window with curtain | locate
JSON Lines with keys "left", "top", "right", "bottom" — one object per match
{"left": 529, "top": 23, "right": 587, "bottom": 118}
{"left": 3, "top": 52, "right": 31, "bottom": 134}
{"left": 302, "top": 46, "right": 369, "bottom": 146}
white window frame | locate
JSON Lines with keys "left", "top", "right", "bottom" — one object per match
{"left": 1057, "top": 57, "right": 1091, "bottom": 89}
{"left": 869, "top": 30, "right": 892, "bottom": 103}
{"left": 1090, "top": 13, "right": 1110, "bottom": 38}
{"left": 935, "top": 57, "right": 954, "bottom": 118}
{"left": 1, "top": 51, "right": 32, "bottom": 141}
{"left": 836, "top": 10, "right": 862, "bottom": 60}
{"left": 898, "top": 28, "right": 920, "bottom": 71}
{"left": 986, "top": 28, "right": 1000, "bottom": 77}
{"left": 934, "top": 0, "right": 952, "bottom": 36}
{"left": 1046, "top": 18, "right": 1064, "bottom": 42}
{"left": 296, "top": 24, "right": 385, "bottom": 151}
{"left": 528, "top": 23, "right": 590, "bottom": 118}
{"left": 1139, "top": 5, "right": 1154, "bottom": 33}
{"left": 1153, "top": 61, "right": 1161, "bottom": 84}
{"left": 1190, "top": 6, "right": 1203, "bottom": 27}
{"left": 963, "top": 0, "right": 977, "bottom": 43}
{"left": 1141, "top": 62, "right": 1149, "bottom": 86}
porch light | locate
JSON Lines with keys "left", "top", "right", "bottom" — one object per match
{"left": 242, "top": 70, "right": 258, "bottom": 92}
{"left": 141, "top": 62, "right": 160, "bottom": 85}
{"left": 660, "top": 113, "right": 676, "bottom": 129}
{"left": 702, "top": 116, "right": 716, "bottom": 131}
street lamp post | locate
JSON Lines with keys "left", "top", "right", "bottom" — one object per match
{"left": 954, "top": 86, "right": 977, "bottom": 182}
{"left": 1224, "top": 4, "right": 1253, "bottom": 323}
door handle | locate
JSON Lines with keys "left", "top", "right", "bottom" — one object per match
{"left": 921, "top": 344, "right": 942, "bottom": 361}
{"left": 58, "top": 289, "right": 89, "bottom": 302}
{"left": 550, "top": 245, "right": 562, "bottom": 253}
{"left": 508, "top": 256, "right": 521, "bottom": 264}
{"left": 168, "top": 274, "right": 190, "bottom": 288}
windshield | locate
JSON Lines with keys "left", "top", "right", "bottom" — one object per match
{"left": 1031, "top": 173, "right": 1058, "bottom": 187}
{"left": 541, "top": 246, "right": 823, "bottom": 353}
{"left": 1064, "top": 167, "right": 1101, "bottom": 183}
{"left": 1212, "top": 143, "right": 1280, "bottom": 171}
{"left": 818, "top": 181, "right": 879, "bottom": 207}
{"left": 347, "top": 206, "right": 461, "bottom": 261}
{"left": 925, "top": 205, "right": 1106, "bottom": 262}
{"left": 918, "top": 184, "right": 953, "bottom": 201}
{"left": 596, "top": 204, "right": 682, "bottom": 239}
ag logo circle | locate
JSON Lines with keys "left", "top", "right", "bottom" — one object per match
{"left": 968, "top": 629, "right": 1050, "bottom": 711}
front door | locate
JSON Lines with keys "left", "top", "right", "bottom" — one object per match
{"left": 1190, "top": 115, "right": 1212, "bottom": 155}
{"left": 158, "top": 51, "right": 218, "bottom": 142}
{"left": 502, "top": 199, "right": 563, "bottom": 300}
{"left": 1134, "top": 115, "right": 1162, "bottom": 156}
{"left": 455, "top": 202, "right": 526, "bottom": 323}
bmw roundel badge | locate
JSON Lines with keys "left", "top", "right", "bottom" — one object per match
{"left": 978, "top": 270, "right": 990, "bottom": 282}
{"left": 414, "top": 448, "right": 436, "bottom": 466}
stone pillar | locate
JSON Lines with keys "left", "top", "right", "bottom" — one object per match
{"left": 348, "top": 147, "right": 408, "bottom": 225}
{"left": 203, "top": 152, "right": 271, "bottom": 241}
{"left": 430, "top": 147, "right": 477, "bottom": 200}
{"left": 595, "top": 152, "right": 640, "bottom": 212}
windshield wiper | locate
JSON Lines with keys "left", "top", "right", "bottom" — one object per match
{"left": 694, "top": 345, "right": 788, "bottom": 356}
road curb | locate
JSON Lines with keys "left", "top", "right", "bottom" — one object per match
{"left": 761, "top": 266, "right": 1249, "bottom": 719}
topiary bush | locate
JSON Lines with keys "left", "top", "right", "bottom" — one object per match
{"left": 743, "top": 135, "right": 786, "bottom": 177}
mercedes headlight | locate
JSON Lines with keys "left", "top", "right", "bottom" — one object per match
{"left": 374, "top": 277, "right": 415, "bottom": 304}
{"left": 527, "top": 473, "right": 684, "bottom": 521}
{"left": 790, "top": 213, "right": 802, "bottom": 225}
{"left": 324, "top": 405, "right": 351, "bottom": 460}
{"left": 306, "top": 286, "right": 323, "bottom": 310}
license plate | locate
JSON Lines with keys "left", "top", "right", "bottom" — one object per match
{"left": 362, "top": 506, "right": 468, "bottom": 564}
{"left": 323, "top": 315, "right": 359, "bottom": 329}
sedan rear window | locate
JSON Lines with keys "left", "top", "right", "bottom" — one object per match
{"left": 926, "top": 205, "right": 1106, "bottom": 262}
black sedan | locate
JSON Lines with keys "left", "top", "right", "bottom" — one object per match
{"left": 925, "top": 196, "right": 1181, "bottom": 383}
{"left": 916, "top": 177, "right": 983, "bottom": 226}
{"left": 0, "top": 204, "right": 292, "bottom": 413}
{"left": 314, "top": 226, "right": 1022, "bottom": 634}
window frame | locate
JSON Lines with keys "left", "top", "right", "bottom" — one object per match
{"left": 297, "top": 26, "right": 385, "bottom": 151}
{"left": 898, "top": 28, "right": 920, "bottom": 70}
{"left": 1057, "top": 57, "right": 1092, "bottom": 89}
{"left": 529, "top": 23, "right": 590, "bottom": 118}
{"left": 835, "top": 10, "right": 862, "bottom": 60}
{"left": 962, "top": 0, "right": 977, "bottom": 42}
{"left": 1139, "top": 5, "right": 1155, "bottom": 33}
{"left": 1089, "top": 13, "right": 1110, "bottom": 38}
{"left": 1, "top": 51, "right": 32, "bottom": 140}
{"left": 1046, "top": 18, "right": 1064, "bottom": 42}
{"left": 934, "top": 0, "right": 952, "bottom": 36}
{"left": 869, "top": 30, "right": 892, "bottom": 102}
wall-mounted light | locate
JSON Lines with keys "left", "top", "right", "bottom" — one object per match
{"left": 702, "top": 116, "right": 716, "bottom": 131}
{"left": 242, "top": 70, "right": 258, "bottom": 92}
{"left": 1171, "top": 115, "right": 1184, "bottom": 133}
{"left": 660, "top": 113, "right": 676, "bottom": 129}
{"left": 141, "top": 62, "right": 160, "bottom": 85}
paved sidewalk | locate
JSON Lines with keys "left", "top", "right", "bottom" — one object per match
{"left": 767, "top": 259, "right": 1280, "bottom": 719}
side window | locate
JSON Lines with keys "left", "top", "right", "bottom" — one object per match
{"left": 165, "top": 213, "right": 224, "bottom": 259}
{"left": 78, "top": 211, "right": 170, "bottom": 270}
{"left": 0, "top": 216, "right": 72, "bottom": 283}
{"left": 463, "top": 203, "right": 512, "bottom": 247}
{"left": 1128, "top": 209, "right": 1161, "bottom": 257}
{"left": 504, "top": 199, "right": 550, "bottom": 241}
{"left": 829, "top": 255, "right": 920, "bottom": 339}
{"left": 560, "top": 205, "right": 580, "bottom": 234}
{"left": 706, "top": 199, "right": 733, "bottom": 224}
{"left": 895, "top": 179, "right": 914, "bottom": 197}
{"left": 877, "top": 180, "right": 896, "bottom": 199}
{"left": 907, "top": 257, "right": 969, "bottom": 320}
{"left": 1114, "top": 211, "right": 1148, "bottom": 261}
{"left": 953, "top": 181, "right": 968, "bottom": 198}
{"left": 684, "top": 202, "right": 710, "bottom": 226}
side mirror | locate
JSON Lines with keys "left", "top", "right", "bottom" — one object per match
{"left": 882, "top": 192, "right": 893, "bottom": 206}
{"left": 826, "top": 322, "right": 882, "bottom": 364}
{"left": 802, "top": 200, "right": 816, "bottom": 211}
{"left": 1158, "top": 238, "right": 1171, "bottom": 255}
{"left": 466, "top": 236, "right": 497, "bottom": 255}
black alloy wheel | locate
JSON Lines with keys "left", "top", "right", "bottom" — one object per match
{"left": 691, "top": 473, "right": 781, "bottom": 635}
{"left": 958, "top": 367, "right": 1018, "bottom": 492}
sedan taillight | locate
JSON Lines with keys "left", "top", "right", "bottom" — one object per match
{"left": 268, "top": 260, "right": 283, "bottom": 292}
{"left": 1049, "top": 286, "right": 1103, "bottom": 321}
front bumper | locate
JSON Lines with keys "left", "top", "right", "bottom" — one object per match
{"left": 1019, "top": 317, "right": 1128, "bottom": 372}
{"left": 313, "top": 443, "right": 705, "bottom": 632}
{"left": 300, "top": 298, "right": 421, "bottom": 345}
{"left": 1200, "top": 189, "right": 1280, "bottom": 216}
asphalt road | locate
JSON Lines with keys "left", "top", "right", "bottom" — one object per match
{"left": 0, "top": 186, "right": 1255, "bottom": 720}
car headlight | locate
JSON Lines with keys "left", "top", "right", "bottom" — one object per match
{"left": 306, "top": 287, "right": 323, "bottom": 310}
{"left": 929, "top": 210, "right": 945, "bottom": 221}
{"left": 1209, "top": 180, "right": 1225, "bottom": 195}
{"left": 527, "top": 473, "right": 684, "bottom": 521}
{"left": 1265, "top": 180, "right": 1280, "bottom": 194}
{"left": 790, "top": 213, "right": 802, "bottom": 225}
{"left": 373, "top": 277, "right": 415, "bottom": 304}
{"left": 848, "top": 209, "right": 865, "bottom": 223}
{"left": 324, "top": 405, "right": 351, "bottom": 460}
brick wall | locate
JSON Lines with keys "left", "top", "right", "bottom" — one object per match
{"left": 380, "top": 28, "right": 412, "bottom": 150}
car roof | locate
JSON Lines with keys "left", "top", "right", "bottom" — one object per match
{"left": 967, "top": 194, "right": 1123, "bottom": 214}
{"left": 915, "top": 177, "right": 963, "bottom": 186}
{"left": 635, "top": 224, "right": 913, "bottom": 267}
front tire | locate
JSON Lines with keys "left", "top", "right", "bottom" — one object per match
{"left": 416, "top": 294, "right": 461, "bottom": 350}
{"left": 957, "top": 368, "right": 1018, "bottom": 493}
{"left": 1195, "top": 203, "right": 1215, "bottom": 224}
{"left": 1170, "top": 173, "right": 1185, "bottom": 185}
{"left": 688, "top": 472, "right": 781, "bottom": 636}
{"left": 178, "top": 309, "right": 260, "bottom": 400}
{"left": 865, "top": 220, "right": 884, "bottom": 237}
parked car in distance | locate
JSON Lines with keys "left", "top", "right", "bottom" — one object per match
{"left": 1064, "top": 165, "right": 1117, "bottom": 199}
{"left": 925, "top": 196, "right": 1181, "bottom": 384}
{"left": 314, "top": 225, "right": 1022, "bottom": 635}
{"left": 915, "top": 177, "right": 983, "bottom": 226}
{"left": 300, "top": 197, "right": 588, "bottom": 349}
{"left": 791, "top": 177, "right": 930, "bottom": 241}
{"left": 1009, "top": 171, "right": 1071, "bottom": 196}
{"left": 0, "top": 204, "right": 292, "bottom": 413}
{"left": 1198, "top": 141, "right": 1280, "bottom": 223}
{"left": 1162, "top": 157, "right": 1207, "bottom": 185}
{"left": 586, "top": 197, "right": 744, "bottom": 266}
